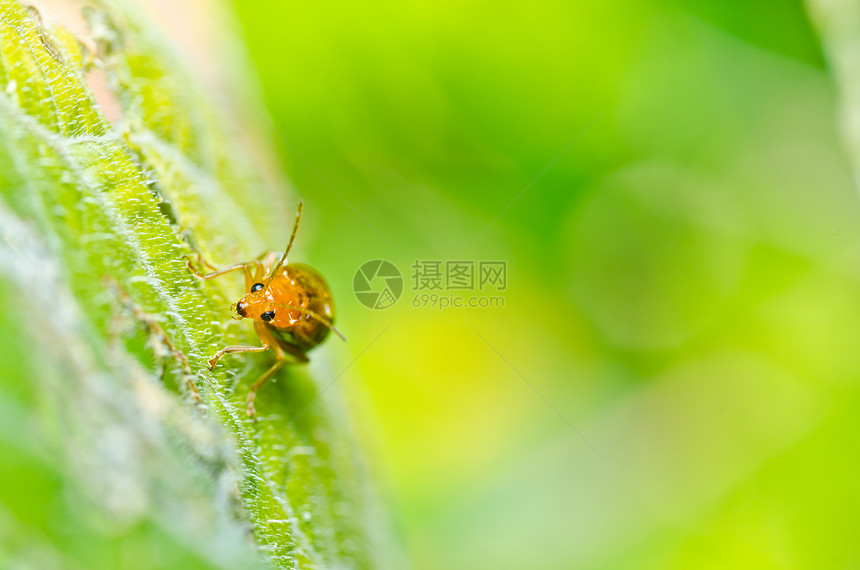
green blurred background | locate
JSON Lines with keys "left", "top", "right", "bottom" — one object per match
{"left": 232, "top": 1, "right": 860, "bottom": 568}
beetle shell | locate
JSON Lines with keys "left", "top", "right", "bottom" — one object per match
{"left": 267, "top": 262, "right": 335, "bottom": 353}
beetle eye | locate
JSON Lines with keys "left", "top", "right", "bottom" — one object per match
{"left": 261, "top": 310, "right": 275, "bottom": 322}
{"left": 250, "top": 282, "right": 264, "bottom": 292}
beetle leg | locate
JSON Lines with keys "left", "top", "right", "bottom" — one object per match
{"left": 190, "top": 251, "right": 218, "bottom": 271}
{"left": 249, "top": 341, "right": 309, "bottom": 421}
{"left": 207, "top": 341, "right": 269, "bottom": 370}
{"left": 188, "top": 260, "right": 266, "bottom": 291}
{"left": 246, "top": 322, "right": 287, "bottom": 419}
{"left": 273, "top": 339, "right": 310, "bottom": 364}
{"left": 246, "top": 354, "right": 285, "bottom": 420}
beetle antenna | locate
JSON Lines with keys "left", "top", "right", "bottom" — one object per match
{"left": 266, "top": 201, "right": 303, "bottom": 286}
{"left": 273, "top": 303, "right": 346, "bottom": 342}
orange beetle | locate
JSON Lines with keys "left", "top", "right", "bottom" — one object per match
{"left": 189, "top": 202, "right": 343, "bottom": 418}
